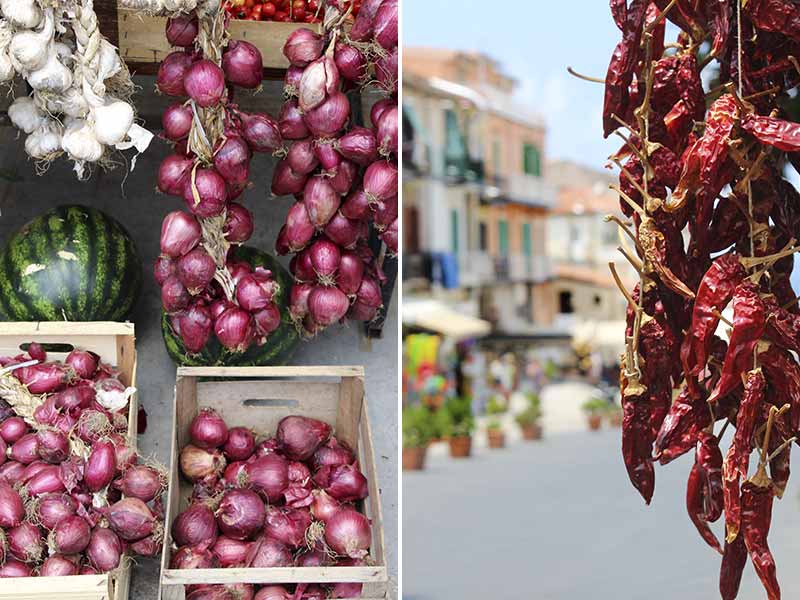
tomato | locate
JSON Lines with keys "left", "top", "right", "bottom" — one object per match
{"left": 262, "top": 1, "right": 276, "bottom": 16}
{"left": 307, "top": 0, "right": 318, "bottom": 10}
{"left": 292, "top": 7, "right": 305, "bottom": 20}
{"left": 304, "top": 12, "right": 315, "bottom": 22}
{"left": 251, "top": 4, "right": 262, "bottom": 19}
{"left": 274, "top": 10, "right": 288, "bottom": 20}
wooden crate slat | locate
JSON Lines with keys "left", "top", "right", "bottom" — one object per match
{"left": 176, "top": 366, "right": 364, "bottom": 378}
{"left": 162, "top": 566, "right": 384, "bottom": 584}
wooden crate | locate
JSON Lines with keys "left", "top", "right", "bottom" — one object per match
{"left": 112, "top": 7, "right": 319, "bottom": 75}
{"left": 0, "top": 322, "right": 138, "bottom": 600}
{"left": 160, "top": 366, "right": 388, "bottom": 600}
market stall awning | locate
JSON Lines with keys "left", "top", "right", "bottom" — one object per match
{"left": 403, "top": 300, "right": 491, "bottom": 341}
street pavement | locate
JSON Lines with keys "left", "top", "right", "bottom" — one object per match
{"left": 404, "top": 413, "right": 800, "bottom": 599}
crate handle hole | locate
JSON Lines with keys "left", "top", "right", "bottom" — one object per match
{"left": 19, "top": 342, "right": 75, "bottom": 354}
{"left": 242, "top": 398, "right": 300, "bottom": 409}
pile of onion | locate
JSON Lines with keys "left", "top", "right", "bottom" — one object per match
{"left": 0, "top": 343, "right": 165, "bottom": 577}
{"left": 172, "top": 410, "right": 370, "bottom": 597}
{"left": 272, "top": 0, "right": 398, "bottom": 337}
{"left": 155, "top": 10, "right": 286, "bottom": 357}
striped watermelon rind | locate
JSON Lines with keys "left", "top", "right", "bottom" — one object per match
{"left": 0, "top": 205, "right": 142, "bottom": 321}
{"left": 161, "top": 246, "right": 301, "bottom": 366}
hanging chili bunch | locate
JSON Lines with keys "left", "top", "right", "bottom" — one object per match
{"left": 590, "top": 1, "right": 800, "bottom": 598}
{"left": 273, "top": 0, "right": 398, "bottom": 337}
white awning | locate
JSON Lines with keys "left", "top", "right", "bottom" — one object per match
{"left": 403, "top": 300, "right": 491, "bottom": 341}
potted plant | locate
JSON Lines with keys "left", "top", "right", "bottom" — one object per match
{"left": 443, "top": 396, "right": 475, "bottom": 458}
{"left": 516, "top": 392, "right": 543, "bottom": 441}
{"left": 606, "top": 402, "right": 623, "bottom": 427}
{"left": 403, "top": 405, "right": 433, "bottom": 470}
{"left": 486, "top": 396, "right": 506, "bottom": 448}
{"left": 581, "top": 397, "right": 608, "bottom": 431}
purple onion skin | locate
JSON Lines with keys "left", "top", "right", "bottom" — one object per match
{"left": 303, "top": 93, "right": 350, "bottom": 138}
{"left": 282, "top": 28, "right": 325, "bottom": 68}
{"left": 87, "top": 527, "right": 123, "bottom": 572}
{"left": 217, "top": 488, "right": 266, "bottom": 541}
{"left": 157, "top": 51, "right": 194, "bottom": 97}
{"left": 172, "top": 503, "right": 219, "bottom": 547}
{"left": 185, "top": 59, "right": 226, "bottom": 108}
{"left": 223, "top": 427, "right": 256, "bottom": 462}
{"left": 223, "top": 39, "right": 264, "bottom": 89}
{"left": 166, "top": 14, "right": 198, "bottom": 47}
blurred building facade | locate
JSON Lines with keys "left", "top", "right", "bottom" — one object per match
{"left": 402, "top": 49, "right": 557, "bottom": 335}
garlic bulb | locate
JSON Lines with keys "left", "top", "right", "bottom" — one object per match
{"left": 0, "top": 0, "right": 42, "bottom": 29}
{"left": 9, "top": 10, "right": 54, "bottom": 73}
{"left": 44, "top": 85, "right": 89, "bottom": 119}
{"left": 8, "top": 97, "right": 45, "bottom": 134}
{"left": 54, "top": 41, "right": 74, "bottom": 67}
{"left": 0, "top": 19, "right": 13, "bottom": 49}
{"left": 25, "top": 120, "right": 63, "bottom": 160}
{"left": 62, "top": 119, "right": 103, "bottom": 163}
{"left": 93, "top": 100, "right": 134, "bottom": 146}
{"left": 0, "top": 50, "right": 13, "bottom": 83}
{"left": 28, "top": 51, "right": 72, "bottom": 93}
{"left": 97, "top": 40, "right": 121, "bottom": 82}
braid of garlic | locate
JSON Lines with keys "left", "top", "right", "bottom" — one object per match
{"left": 73, "top": 0, "right": 104, "bottom": 105}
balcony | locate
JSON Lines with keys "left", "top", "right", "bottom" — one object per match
{"left": 444, "top": 155, "right": 485, "bottom": 185}
{"left": 495, "top": 254, "right": 552, "bottom": 283}
{"left": 481, "top": 173, "right": 556, "bottom": 209}
{"left": 459, "top": 251, "right": 495, "bottom": 287}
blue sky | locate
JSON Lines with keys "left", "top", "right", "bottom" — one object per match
{"left": 403, "top": 0, "right": 621, "bottom": 171}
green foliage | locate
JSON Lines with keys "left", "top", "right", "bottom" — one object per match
{"left": 582, "top": 397, "right": 610, "bottom": 414}
{"left": 515, "top": 391, "right": 542, "bottom": 427}
{"left": 543, "top": 359, "right": 559, "bottom": 379}
{"left": 486, "top": 396, "right": 507, "bottom": 416}
{"left": 487, "top": 418, "right": 502, "bottom": 431}
{"left": 403, "top": 405, "right": 434, "bottom": 449}
{"left": 441, "top": 396, "right": 475, "bottom": 438}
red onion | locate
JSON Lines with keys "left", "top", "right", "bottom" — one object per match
{"left": 357, "top": 275, "right": 384, "bottom": 311}
{"left": 210, "top": 298, "right": 235, "bottom": 321}
{"left": 253, "top": 305, "right": 281, "bottom": 340}
{"left": 214, "top": 307, "right": 254, "bottom": 353}
{"left": 276, "top": 416, "right": 331, "bottom": 461}
{"left": 376, "top": 105, "right": 398, "bottom": 156}
{"left": 214, "top": 135, "right": 251, "bottom": 186}
{"left": 14, "top": 363, "right": 68, "bottom": 394}
{"left": 10, "top": 433, "right": 39, "bottom": 464}
{"left": 183, "top": 168, "right": 227, "bottom": 218}
{"left": 172, "top": 503, "right": 218, "bottom": 547}
{"left": 278, "top": 99, "right": 309, "bottom": 140}
{"left": 87, "top": 527, "right": 123, "bottom": 572}
{"left": 236, "top": 271, "right": 277, "bottom": 313}
{"left": 244, "top": 454, "right": 288, "bottom": 502}
{"left": 158, "top": 154, "right": 195, "bottom": 196}
{"left": 370, "top": 98, "right": 394, "bottom": 128}
{"left": 282, "top": 202, "right": 315, "bottom": 252}
{"left": 308, "top": 286, "right": 349, "bottom": 327}
{"left": 41, "top": 554, "right": 79, "bottom": 576}
{"left": 348, "top": 299, "right": 378, "bottom": 322}
{"left": 224, "top": 203, "right": 254, "bottom": 244}
{"left": 292, "top": 249, "right": 316, "bottom": 283}
{"left": 8, "top": 523, "right": 43, "bottom": 563}
{"left": 314, "top": 463, "right": 369, "bottom": 502}
{"left": 0, "top": 417, "right": 26, "bottom": 444}
{"left": 375, "top": 47, "right": 398, "bottom": 95}
{"left": 108, "top": 498, "right": 156, "bottom": 542}
{"left": 325, "top": 213, "right": 361, "bottom": 250}
{"left": 51, "top": 515, "right": 91, "bottom": 554}
{"left": 284, "top": 65, "right": 304, "bottom": 96}
{"left": 254, "top": 586, "right": 291, "bottom": 600}
{"left": 334, "top": 42, "right": 366, "bottom": 83}
{"left": 177, "top": 247, "right": 217, "bottom": 295}
{"left": 185, "top": 59, "right": 226, "bottom": 107}
{"left": 64, "top": 350, "right": 100, "bottom": 380}
{"left": 349, "top": 0, "right": 383, "bottom": 41}
{"left": 171, "top": 542, "right": 218, "bottom": 569}
{"left": 166, "top": 14, "right": 198, "bottom": 47}
{"left": 295, "top": 548, "right": 328, "bottom": 567}
{"left": 337, "top": 127, "right": 378, "bottom": 165}
{"left": 381, "top": 218, "right": 398, "bottom": 254}
{"left": 153, "top": 260, "right": 180, "bottom": 300}
{"left": 373, "top": 0, "right": 398, "bottom": 49}
{"left": 246, "top": 535, "right": 292, "bottom": 568}
{"left": 80, "top": 565, "right": 99, "bottom": 575}
{"left": 289, "top": 283, "right": 313, "bottom": 321}
{"left": 76, "top": 409, "right": 112, "bottom": 444}
{"left": 240, "top": 112, "right": 282, "bottom": 153}
{"left": 226, "top": 262, "right": 252, "bottom": 287}
{"left": 325, "top": 508, "right": 371, "bottom": 559}
{"left": 223, "top": 40, "right": 263, "bottom": 89}
{"left": 363, "top": 161, "right": 398, "bottom": 203}
{"left": 263, "top": 506, "right": 312, "bottom": 548}
{"left": 35, "top": 493, "right": 76, "bottom": 530}
{"left": 330, "top": 583, "right": 363, "bottom": 599}
{"left": 212, "top": 536, "right": 252, "bottom": 567}
{"left": 85, "top": 439, "right": 117, "bottom": 492}
{"left": 271, "top": 160, "right": 307, "bottom": 197}
{"left": 21, "top": 461, "right": 48, "bottom": 482}
{"left": 300, "top": 585, "right": 326, "bottom": 600}
{"left": 190, "top": 408, "right": 229, "bottom": 449}
{"left": 299, "top": 56, "right": 340, "bottom": 113}
{"left": 217, "top": 488, "right": 265, "bottom": 541}
{"left": 27, "top": 343, "right": 46, "bottom": 362}
{"left": 309, "top": 239, "right": 341, "bottom": 282}
{"left": 163, "top": 102, "right": 194, "bottom": 141}
{"left": 314, "top": 140, "right": 341, "bottom": 172}
{"left": 158, "top": 51, "right": 194, "bottom": 96}
{"left": 329, "top": 160, "right": 357, "bottom": 196}
{"left": 282, "top": 28, "right": 324, "bottom": 68}
{"left": 337, "top": 251, "right": 365, "bottom": 297}
{"left": 286, "top": 139, "right": 319, "bottom": 175}
{"left": 180, "top": 444, "right": 227, "bottom": 482}
{"left": 254, "top": 438, "right": 282, "bottom": 457}
{"left": 374, "top": 195, "right": 398, "bottom": 231}
{"left": 36, "top": 429, "right": 69, "bottom": 464}
{"left": 304, "top": 92, "right": 350, "bottom": 138}
{"left": 0, "top": 559, "right": 32, "bottom": 577}
{"left": 177, "top": 302, "right": 213, "bottom": 354}
{"left": 304, "top": 177, "right": 339, "bottom": 228}
{"left": 313, "top": 437, "right": 355, "bottom": 470}
{"left": 339, "top": 188, "right": 369, "bottom": 220}
{"left": 33, "top": 397, "right": 59, "bottom": 427}
{"left": 222, "top": 461, "right": 247, "bottom": 487}
{"left": 115, "top": 465, "right": 165, "bottom": 503}
{"left": 310, "top": 489, "right": 341, "bottom": 523}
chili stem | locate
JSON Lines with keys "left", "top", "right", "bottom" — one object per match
{"left": 609, "top": 262, "right": 639, "bottom": 313}
{"left": 604, "top": 214, "right": 641, "bottom": 249}
{"left": 645, "top": 0, "right": 678, "bottom": 34}
{"left": 767, "top": 436, "right": 796, "bottom": 462}
{"left": 566, "top": 66, "right": 605, "bottom": 84}
{"left": 711, "top": 308, "right": 734, "bottom": 328}
{"left": 716, "top": 418, "right": 731, "bottom": 441}
{"left": 617, "top": 245, "right": 645, "bottom": 274}
{"left": 610, "top": 184, "right": 646, "bottom": 217}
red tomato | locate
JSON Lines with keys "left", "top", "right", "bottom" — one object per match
{"left": 251, "top": 4, "right": 262, "bottom": 18}
{"left": 274, "top": 10, "right": 288, "bottom": 19}
{"left": 307, "top": 0, "right": 318, "bottom": 10}
{"left": 262, "top": 1, "right": 276, "bottom": 16}
{"left": 303, "top": 12, "right": 315, "bottom": 22}
{"left": 293, "top": 7, "right": 305, "bottom": 20}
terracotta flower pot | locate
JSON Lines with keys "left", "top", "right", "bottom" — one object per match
{"left": 522, "top": 423, "right": 543, "bottom": 441}
{"left": 449, "top": 436, "right": 472, "bottom": 458}
{"left": 587, "top": 413, "right": 603, "bottom": 431}
{"left": 487, "top": 429, "right": 505, "bottom": 449}
{"left": 403, "top": 446, "right": 427, "bottom": 470}
{"left": 607, "top": 411, "right": 623, "bottom": 427}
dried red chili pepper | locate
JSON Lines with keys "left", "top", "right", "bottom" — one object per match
{"left": 686, "top": 461, "right": 723, "bottom": 554}
{"left": 720, "top": 534, "right": 748, "bottom": 600}
{"left": 638, "top": 217, "right": 695, "bottom": 299}
{"left": 610, "top": 0, "right": 627, "bottom": 31}
{"left": 741, "top": 479, "right": 780, "bottom": 600}
{"left": 745, "top": 0, "right": 800, "bottom": 41}
{"left": 759, "top": 343, "right": 800, "bottom": 432}
{"left": 741, "top": 113, "right": 800, "bottom": 152}
{"left": 708, "top": 281, "right": 766, "bottom": 404}
{"left": 696, "top": 431, "right": 724, "bottom": 522}
{"left": 727, "top": 369, "right": 765, "bottom": 480}
{"left": 621, "top": 367, "right": 655, "bottom": 504}
{"left": 706, "top": 0, "right": 732, "bottom": 57}
{"left": 654, "top": 386, "right": 711, "bottom": 464}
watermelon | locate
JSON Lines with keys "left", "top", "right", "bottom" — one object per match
{"left": 0, "top": 205, "right": 142, "bottom": 321}
{"left": 162, "top": 245, "right": 300, "bottom": 366}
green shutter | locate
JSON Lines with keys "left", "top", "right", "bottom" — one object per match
{"left": 523, "top": 143, "right": 541, "bottom": 176}
{"left": 522, "top": 223, "right": 532, "bottom": 256}
{"left": 498, "top": 220, "right": 509, "bottom": 255}
{"left": 451, "top": 209, "right": 459, "bottom": 253}
{"left": 444, "top": 109, "right": 467, "bottom": 174}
